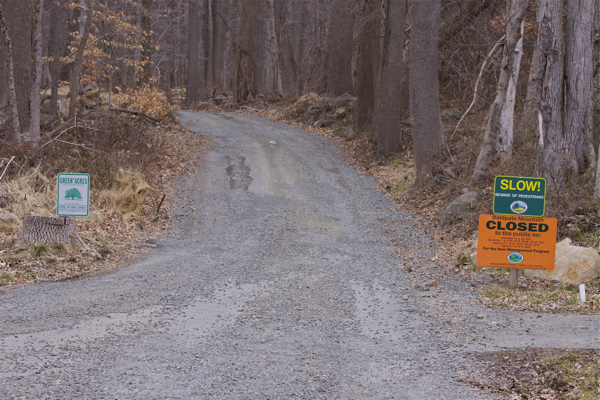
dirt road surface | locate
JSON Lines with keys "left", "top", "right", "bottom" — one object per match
{"left": 1, "top": 111, "right": 598, "bottom": 399}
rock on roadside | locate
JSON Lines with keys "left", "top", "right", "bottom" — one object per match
{"left": 440, "top": 192, "right": 480, "bottom": 229}
{"left": 524, "top": 238, "right": 600, "bottom": 283}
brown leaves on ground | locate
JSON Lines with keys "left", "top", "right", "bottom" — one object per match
{"left": 466, "top": 349, "right": 600, "bottom": 400}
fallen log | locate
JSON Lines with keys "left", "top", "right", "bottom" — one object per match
{"left": 109, "top": 107, "right": 162, "bottom": 122}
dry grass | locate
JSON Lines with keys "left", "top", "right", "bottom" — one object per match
{"left": 479, "top": 278, "right": 600, "bottom": 313}
{"left": 96, "top": 169, "right": 156, "bottom": 221}
{"left": 0, "top": 114, "right": 210, "bottom": 288}
{"left": 0, "top": 168, "right": 56, "bottom": 220}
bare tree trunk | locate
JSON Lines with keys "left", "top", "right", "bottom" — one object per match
{"left": 274, "top": 1, "right": 298, "bottom": 98}
{"left": 256, "top": 0, "right": 268, "bottom": 93}
{"left": 294, "top": 1, "right": 309, "bottom": 96}
{"left": 0, "top": 37, "right": 8, "bottom": 110}
{"left": 409, "top": 0, "right": 445, "bottom": 182}
{"left": 48, "top": 0, "right": 69, "bottom": 116}
{"left": 202, "top": 0, "right": 212, "bottom": 90}
{"left": 356, "top": 0, "right": 382, "bottom": 132}
{"left": 223, "top": 0, "right": 239, "bottom": 92}
{"left": 210, "top": 0, "right": 225, "bottom": 91}
{"left": 0, "top": 32, "right": 5, "bottom": 110}
{"left": 317, "top": 0, "right": 330, "bottom": 94}
{"left": 374, "top": 0, "right": 407, "bottom": 155}
{"left": 67, "top": 3, "right": 92, "bottom": 120}
{"left": 267, "top": 0, "right": 281, "bottom": 94}
{"left": 234, "top": 0, "right": 258, "bottom": 103}
{"left": 517, "top": 32, "right": 540, "bottom": 146}
{"left": 185, "top": 0, "right": 200, "bottom": 107}
{"left": 304, "top": 0, "right": 327, "bottom": 94}
{"left": 593, "top": 9, "right": 600, "bottom": 198}
{"left": 0, "top": 1, "right": 21, "bottom": 145}
{"left": 327, "top": 0, "right": 354, "bottom": 96}
{"left": 564, "top": 0, "right": 596, "bottom": 174}
{"left": 471, "top": 0, "right": 528, "bottom": 182}
{"left": 140, "top": 0, "right": 153, "bottom": 85}
{"left": 256, "top": 0, "right": 281, "bottom": 94}
{"left": 28, "top": 0, "right": 44, "bottom": 140}
{"left": 7, "top": 0, "right": 33, "bottom": 133}
{"left": 535, "top": 0, "right": 565, "bottom": 189}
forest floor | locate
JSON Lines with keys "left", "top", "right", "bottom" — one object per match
{"left": 0, "top": 97, "right": 599, "bottom": 399}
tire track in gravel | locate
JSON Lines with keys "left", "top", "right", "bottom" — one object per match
{"left": 0, "top": 111, "right": 597, "bottom": 399}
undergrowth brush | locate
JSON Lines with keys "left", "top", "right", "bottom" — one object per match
{"left": 0, "top": 113, "right": 207, "bottom": 286}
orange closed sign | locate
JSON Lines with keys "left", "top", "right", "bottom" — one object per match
{"left": 477, "top": 214, "right": 557, "bottom": 270}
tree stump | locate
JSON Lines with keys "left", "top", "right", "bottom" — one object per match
{"left": 15, "top": 215, "right": 88, "bottom": 250}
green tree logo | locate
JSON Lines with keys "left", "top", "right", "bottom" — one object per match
{"left": 65, "top": 188, "right": 83, "bottom": 200}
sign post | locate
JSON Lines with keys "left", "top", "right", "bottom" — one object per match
{"left": 478, "top": 176, "right": 556, "bottom": 289}
{"left": 57, "top": 173, "right": 90, "bottom": 217}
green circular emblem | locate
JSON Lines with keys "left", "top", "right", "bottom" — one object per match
{"left": 510, "top": 200, "right": 528, "bottom": 214}
{"left": 508, "top": 252, "right": 524, "bottom": 264}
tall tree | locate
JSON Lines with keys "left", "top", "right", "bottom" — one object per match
{"left": 534, "top": 0, "right": 565, "bottom": 188}
{"left": 0, "top": 33, "right": 5, "bottom": 111}
{"left": 7, "top": 0, "right": 33, "bottom": 133}
{"left": 67, "top": 1, "right": 92, "bottom": 120}
{"left": 28, "top": 0, "right": 44, "bottom": 140}
{"left": 274, "top": 1, "right": 298, "bottom": 98}
{"left": 471, "top": 0, "right": 528, "bottom": 182}
{"left": 234, "top": 0, "right": 258, "bottom": 102}
{"left": 185, "top": 0, "right": 200, "bottom": 107}
{"left": 564, "top": 0, "right": 596, "bottom": 176}
{"left": 47, "top": 0, "right": 70, "bottom": 116}
{"left": 140, "top": 0, "right": 153, "bottom": 85}
{"left": 355, "top": 0, "right": 382, "bottom": 131}
{"left": 326, "top": 0, "right": 354, "bottom": 96}
{"left": 409, "top": 0, "right": 445, "bottom": 182}
{"left": 256, "top": 0, "right": 269, "bottom": 93}
{"left": 223, "top": 0, "right": 239, "bottom": 92}
{"left": 210, "top": 0, "right": 225, "bottom": 89}
{"left": 374, "top": 0, "right": 408, "bottom": 155}
{"left": 0, "top": 0, "right": 21, "bottom": 145}
{"left": 202, "top": 0, "right": 212, "bottom": 89}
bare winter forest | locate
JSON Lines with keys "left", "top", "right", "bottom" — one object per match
{"left": 1, "top": 2, "right": 600, "bottom": 396}
{"left": 1, "top": 0, "right": 599, "bottom": 186}
{"left": 0, "top": 0, "right": 599, "bottom": 259}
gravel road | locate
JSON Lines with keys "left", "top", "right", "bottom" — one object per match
{"left": 1, "top": 111, "right": 598, "bottom": 399}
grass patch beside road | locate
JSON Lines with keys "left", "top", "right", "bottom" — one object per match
{"left": 478, "top": 272, "right": 600, "bottom": 314}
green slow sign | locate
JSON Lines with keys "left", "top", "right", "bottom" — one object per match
{"left": 493, "top": 175, "right": 546, "bottom": 217}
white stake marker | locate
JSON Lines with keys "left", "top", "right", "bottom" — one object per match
{"left": 579, "top": 284, "right": 586, "bottom": 303}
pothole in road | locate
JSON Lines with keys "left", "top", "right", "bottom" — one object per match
{"left": 226, "top": 155, "right": 253, "bottom": 190}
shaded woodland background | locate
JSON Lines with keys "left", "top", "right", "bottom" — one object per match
{"left": 0, "top": 0, "right": 599, "bottom": 202}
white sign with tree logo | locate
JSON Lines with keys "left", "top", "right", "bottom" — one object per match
{"left": 57, "top": 173, "right": 90, "bottom": 217}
